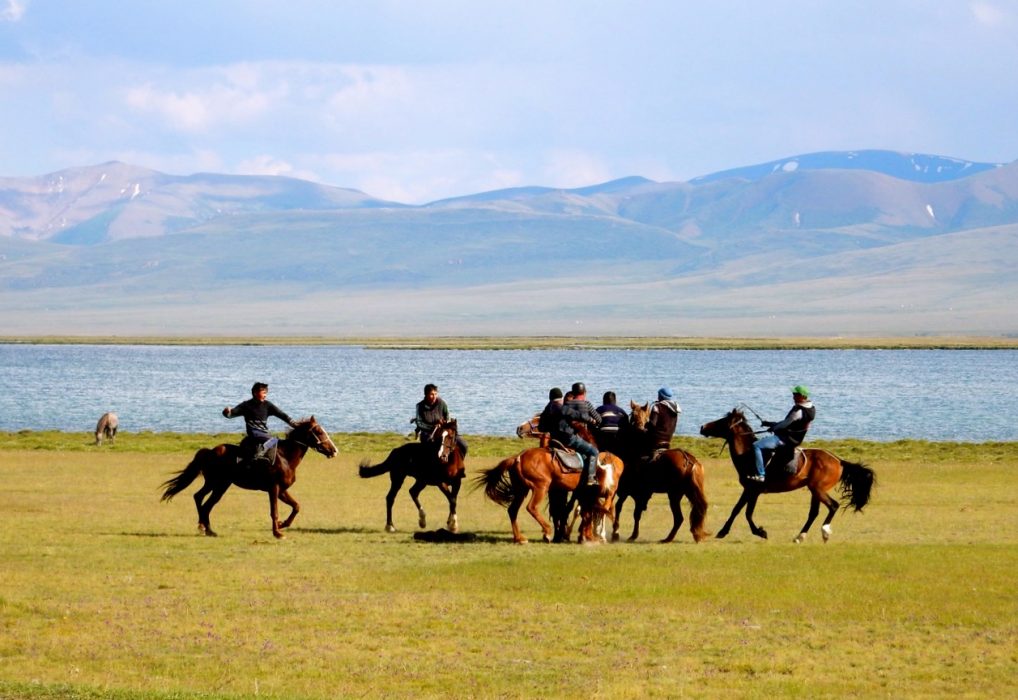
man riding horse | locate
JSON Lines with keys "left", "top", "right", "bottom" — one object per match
{"left": 553, "top": 382, "right": 602, "bottom": 487}
{"left": 223, "top": 382, "right": 298, "bottom": 467}
{"left": 750, "top": 385, "right": 815, "bottom": 482}
{"left": 415, "top": 383, "right": 468, "bottom": 458}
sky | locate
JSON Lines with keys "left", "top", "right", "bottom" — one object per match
{"left": 1, "top": 0, "right": 1016, "bottom": 204}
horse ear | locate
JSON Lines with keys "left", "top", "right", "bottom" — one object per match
{"left": 630, "top": 400, "right": 639, "bottom": 409}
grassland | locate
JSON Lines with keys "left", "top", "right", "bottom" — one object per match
{"left": 2, "top": 335, "right": 1018, "bottom": 349}
{"left": 1, "top": 432, "right": 1016, "bottom": 699}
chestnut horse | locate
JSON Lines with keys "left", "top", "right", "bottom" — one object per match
{"left": 359, "top": 420, "right": 466, "bottom": 533}
{"left": 161, "top": 417, "right": 338, "bottom": 538}
{"left": 699, "top": 408, "right": 875, "bottom": 542}
{"left": 477, "top": 441, "right": 624, "bottom": 544}
{"left": 611, "top": 401, "right": 709, "bottom": 543}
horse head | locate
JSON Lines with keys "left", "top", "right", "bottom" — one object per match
{"left": 291, "top": 416, "right": 338, "bottom": 458}
{"left": 699, "top": 408, "right": 754, "bottom": 447}
{"left": 516, "top": 413, "right": 542, "bottom": 439}
{"left": 435, "top": 419, "right": 466, "bottom": 478}
{"left": 629, "top": 401, "right": 650, "bottom": 430}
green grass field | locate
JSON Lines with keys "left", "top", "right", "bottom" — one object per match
{"left": 1, "top": 432, "right": 1016, "bottom": 699}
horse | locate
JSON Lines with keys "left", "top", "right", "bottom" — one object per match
{"left": 160, "top": 417, "right": 337, "bottom": 539}
{"left": 358, "top": 419, "right": 466, "bottom": 533}
{"left": 476, "top": 436, "right": 624, "bottom": 544}
{"left": 699, "top": 408, "right": 875, "bottom": 542}
{"left": 610, "top": 401, "right": 709, "bottom": 543}
{"left": 516, "top": 413, "right": 542, "bottom": 439}
{"left": 95, "top": 412, "right": 118, "bottom": 446}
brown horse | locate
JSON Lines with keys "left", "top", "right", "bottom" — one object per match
{"left": 477, "top": 444, "right": 624, "bottom": 544}
{"left": 611, "top": 401, "right": 709, "bottom": 543}
{"left": 699, "top": 408, "right": 875, "bottom": 542}
{"left": 161, "top": 417, "right": 338, "bottom": 538}
{"left": 359, "top": 419, "right": 466, "bottom": 533}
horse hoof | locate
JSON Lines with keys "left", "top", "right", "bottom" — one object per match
{"left": 514, "top": 537, "right": 528, "bottom": 545}
{"left": 273, "top": 532, "right": 286, "bottom": 539}
{"left": 822, "top": 524, "right": 832, "bottom": 542}
{"left": 794, "top": 534, "right": 806, "bottom": 544}
{"left": 385, "top": 524, "right": 397, "bottom": 533}
{"left": 204, "top": 529, "right": 218, "bottom": 538}
{"left": 418, "top": 513, "right": 427, "bottom": 528}
{"left": 542, "top": 534, "right": 552, "bottom": 543}
{"left": 447, "top": 516, "right": 459, "bottom": 533}
{"left": 197, "top": 524, "right": 206, "bottom": 535}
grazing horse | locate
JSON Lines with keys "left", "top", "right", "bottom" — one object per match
{"left": 477, "top": 444, "right": 624, "bottom": 544}
{"left": 359, "top": 420, "right": 466, "bottom": 533}
{"left": 160, "top": 417, "right": 337, "bottom": 538}
{"left": 611, "top": 402, "right": 709, "bottom": 543}
{"left": 699, "top": 408, "right": 875, "bottom": 542}
{"left": 95, "top": 412, "right": 118, "bottom": 446}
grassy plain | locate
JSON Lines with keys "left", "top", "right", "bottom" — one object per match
{"left": 1, "top": 432, "right": 1016, "bottom": 699}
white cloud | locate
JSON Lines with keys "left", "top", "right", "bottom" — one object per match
{"left": 539, "top": 150, "right": 613, "bottom": 190}
{"left": 1, "top": 0, "right": 26, "bottom": 22}
{"left": 970, "top": 1, "right": 1008, "bottom": 26}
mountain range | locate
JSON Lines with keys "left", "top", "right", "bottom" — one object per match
{"left": 1, "top": 150, "right": 1016, "bottom": 337}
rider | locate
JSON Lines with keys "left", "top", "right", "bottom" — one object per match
{"left": 750, "top": 385, "right": 815, "bottom": 482}
{"left": 223, "top": 382, "right": 298, "bottom": 466}
{"left": 595, "top": 390, "right": 629, "bottom": 455}
{"left": 415, "top": 383, "right": 468, "bottom": 458}
{"left": 538, "top": 387, "right": 564, "bottom": 438}
{"left": 638, "top": 386, "right": 681, "bottom": 459}
{"left": 555, "top": 382, "right": 602, "bottom": 487}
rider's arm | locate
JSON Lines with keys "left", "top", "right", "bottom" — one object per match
{"left": 769, "top": 407, "right": 803, "bottom": 432}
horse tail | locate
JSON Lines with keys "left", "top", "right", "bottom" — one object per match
{"left": 160, "top": 449, "right": 209, "bottom": 501}
{"left": 358, "top": 456, "right": 392, "bottom": 478}
{"left": 474, "top": 456, "right": 517, "bottom": 507}
{"left": 685, "top": 454, "right": 710, "bottom": 542}
{"left": 838, "top": 459, "right": 876, "bottom": 512}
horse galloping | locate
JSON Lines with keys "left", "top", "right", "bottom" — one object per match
{"left": 95, "top": 412, "right": 118, "bottom": 446}
{"left": 359, "top": 419, "right": 466, "bottom": 533}
{"left": 699, "top": 408, "right": 875, "bottom": 542}
{"left": 476, "top": 445, "right": 624, "bottom": 544}
{"left": 160, "top": 417, "right": 338, "bottom": 538}
{"left": 611, "top": 401, "right": 709, "bottom": 544}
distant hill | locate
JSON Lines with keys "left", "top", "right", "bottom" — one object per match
{"left": 1, "top": 150, "right": 1015, "bottom": 336}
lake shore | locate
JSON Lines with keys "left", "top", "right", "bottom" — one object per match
{"left": 3, "top": 334, "right": 1018, "bottom": 349}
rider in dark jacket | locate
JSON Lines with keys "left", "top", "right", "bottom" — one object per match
{"left": 415, "top": 383, "right": 468, "bottom": 458}
{"left": 750, "top": 385, "right": 815, "bottom": 482}
{"left": 595, "top": 391, "right": 629, "bottom": 455}
{"left": 554, "top": 382, "right": 602, "bottom": 487}
{"left": 223, "top": 382, "right": 297, "bottom": 465}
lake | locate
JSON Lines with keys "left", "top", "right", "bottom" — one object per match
{"left": 0, "top": 345, "right": 1015, "bottom": 442}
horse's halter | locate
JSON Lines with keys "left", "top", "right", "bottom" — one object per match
{"left": 291, "top": 422, "right": 335, "bottom": 456}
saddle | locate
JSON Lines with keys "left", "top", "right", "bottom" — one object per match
{"left": 763, "top": 445, "right": 804, "bottom": 476}
{"left": 238, "top": 437, "right": 277, "bottom": 468}
{"left": 545, "top": 440, "right": 584, "bottom": 471}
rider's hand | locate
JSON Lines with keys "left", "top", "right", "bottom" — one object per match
{"left": 762, "top": 420, "right": 775, "bottom": 429}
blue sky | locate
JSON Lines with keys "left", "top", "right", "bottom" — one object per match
{"left": 2, "top": 0, "right": 1016, "bottom": 203}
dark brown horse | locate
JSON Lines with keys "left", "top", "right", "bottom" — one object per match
{"left": 611, "top": 401, "right": 709, "bottom": 543}
{"left": 161, "top": 417, "right": 338, "bottom": 538}
{"left": 359, "top": 419, "right": 466, "bottom": 533}
{"left": 477, "top": 443, "right": 624, "bottom": 544}
{"left": 699, "top": 408, "right": 875, "bottom": 542}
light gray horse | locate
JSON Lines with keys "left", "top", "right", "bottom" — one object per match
{"left": 95, "top": 412, "right": 118, "bottom": 446}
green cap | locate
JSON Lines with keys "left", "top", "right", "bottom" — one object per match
{"left": 792, "top": 385, "right": 809, "bottom": 398}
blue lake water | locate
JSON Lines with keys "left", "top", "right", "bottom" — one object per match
{"left": 0, "top": 345, "right": 1015, "bottom": 442}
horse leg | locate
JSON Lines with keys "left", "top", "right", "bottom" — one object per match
{"left": 525, "top": 485, "right": 554, "bottom": 543}
{"left": 744, "top": 492, "right": 768, "bottom": 539}
{"left": 612, "top": 491, "right": 627, "bottom": 542}
{"left": 278, "top": 489, "right": 300, "bottom": 530}
{"left": 819, "top": 490, "right": 840, "bottom": 543}
{"left": 629, "top": 493, "right": 650, "bottom": 542}
{"left": 507, "top": 489, "right": 528, "bottom": 544}
{"left": 192, "top": 482, "right": 213, "bottom": 534}
{"left": 662, "top": 490, "right": 685, "bottom": 543}
{"left": 717, "top": 490, "right": 749, "bottom": 539}
{"left": 197, "top": 483, "right": 230, "bottom": 537}
{"left": 408, "top": 479, "right": 428, "bottom": 530}
{"left": 268, "top": 484, "right": 285, "bottom": 539}
{"left": 437, "top": 481, "right": 460, "bottom": 533}
{"left": 383, "top": 473, "right": 407, "bottom": 533}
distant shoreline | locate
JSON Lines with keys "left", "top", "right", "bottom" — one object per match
{"left": 2, "top": 335, "right": 1017, "bottom": 350}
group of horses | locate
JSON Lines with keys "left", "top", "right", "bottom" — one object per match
{"left": 159, "top": 404, "right": 875, "bottom": 544}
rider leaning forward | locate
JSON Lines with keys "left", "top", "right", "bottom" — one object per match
{"left": 553, "top": 382, "right": 602, "bottom": 487}
{"left": 750, "top": 385, "right": 815, "bottom": 482}
{"left": 223, "top": 382, "right": 298, "bottom": 466}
